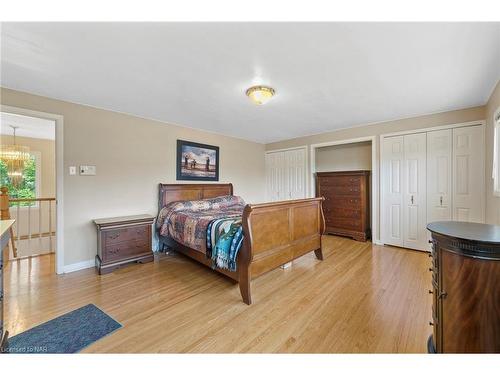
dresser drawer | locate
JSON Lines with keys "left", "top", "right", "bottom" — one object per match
{"left": 327, "top": 216, "right": 362, "bottom": 230}
{"left": 318, "top": 176, "right": 361, "bottom": 187}
{"left": 320, "top": 185, "right": 361, "bottom": 197}
{"left": 103, "top": 240, "right": 150, "bottom": 262}
{"left": 103, "top": 225, "right": 148, "bottom": 246}
{"left": 323, "top": 206, "right": 361, "bottom": 219}
{"left": 328, "top": 196, "right": 361, "bottom": 209}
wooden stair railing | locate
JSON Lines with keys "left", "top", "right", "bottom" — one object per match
{"left": 0, "top": 186, "right": 17, "bottom": 258}
{"left": 1, "top": 187, "right": 56, "bottom": 259}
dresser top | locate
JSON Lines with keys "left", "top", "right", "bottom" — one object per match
{"left": 93, "top": 214, "right": 154, "bottom": 226}
{"left": 316, "top": 170, "right": 371, "bottom": 176}
{"left": 0, "top": 219, "right": 15, "bottom": 238}
{"left": 427, "top": 221, "right": 500, "bottom": 244}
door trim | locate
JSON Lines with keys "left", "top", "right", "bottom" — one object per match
{"left": 1, "top": 105, "right": 65, "bottom": 274}
{"left": 380, "top": 120, "right": 485, "bottom": 138}
{"left": 309, "top": 136, "right": 378, "bottom": 244}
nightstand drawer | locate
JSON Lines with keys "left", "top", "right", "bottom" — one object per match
{"left": 103, "top": 240, "right": 150, "bottom": 262}
{"left": 103, "top": 225, "right": 148, "bottom": 246}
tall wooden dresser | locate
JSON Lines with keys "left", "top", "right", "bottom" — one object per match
{"left": 427, "top": 221, "right": 500, "bottom": 353}
{"left": 315, "top": 171, "right": 370, "bottom": 241}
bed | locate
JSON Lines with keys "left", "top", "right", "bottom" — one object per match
{"left": 157, "top": 183, "right": 325, "bottom": 304}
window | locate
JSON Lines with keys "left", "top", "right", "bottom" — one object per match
{"left": 493, "top": 108, "right": 500, "bottom": 196}
{"left": 0, "top": 152, "right": 41, "bottom": 207}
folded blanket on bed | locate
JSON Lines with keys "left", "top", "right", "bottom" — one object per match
{"left": 206, "top": 218, "right": 244, "bottom": 272}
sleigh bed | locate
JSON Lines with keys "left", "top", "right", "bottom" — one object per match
{"left": 157, "top": 183, "right": 325, "bottom": 304}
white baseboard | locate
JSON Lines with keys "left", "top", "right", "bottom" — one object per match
{"left": 63, "top": 259, "right": 95, "bottom": 273}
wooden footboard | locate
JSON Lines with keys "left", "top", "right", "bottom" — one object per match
{"left": 237, "top": 197, "right": 325, "bottom": 304}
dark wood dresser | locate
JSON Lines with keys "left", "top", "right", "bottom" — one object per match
{"left": 427, "top": 221, "right": 500, "bottom": 353}
{"left": 315, "top": 171, "right": 370, "bottom": 241}
{"left": 94, "top": 215, "right": 154, "bottom": 274}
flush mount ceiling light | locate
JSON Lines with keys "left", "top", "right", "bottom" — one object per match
{"left": 246, "top": 85, "right": 275, "bottom": 105}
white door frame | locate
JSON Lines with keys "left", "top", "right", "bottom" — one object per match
{"left": 1, "top": 105, "right": 65, "bottom": 274}
{"left": 309, "top": 136, "right": 379, "bottom": 244}
{"left": 265, "top": 146, "right": 308, "bottom": 198}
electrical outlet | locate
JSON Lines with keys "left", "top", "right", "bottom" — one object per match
{"left": 79, "top": 165, "right": 96, "bottom": 176}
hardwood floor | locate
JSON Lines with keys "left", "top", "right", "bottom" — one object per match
{"left": 4, "top": 235, "right": 432, "bottom": 353}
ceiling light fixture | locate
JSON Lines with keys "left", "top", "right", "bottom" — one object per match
{"left": 246, "top": 85, "right": 275, "bottom": 105}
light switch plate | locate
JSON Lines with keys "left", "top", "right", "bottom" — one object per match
{"left": 69, "top": 166, "right": 77, "bottom": 175}
{"left": 79, "top": 165, "right": 96, "bottom": 176}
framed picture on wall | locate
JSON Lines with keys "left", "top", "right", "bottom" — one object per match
{"left": 176, "top": 140, "right": 219, "bottom": 181}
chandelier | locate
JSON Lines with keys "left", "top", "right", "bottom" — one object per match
{"left": 0, "top": 126, "right": 30, "bottom": 187}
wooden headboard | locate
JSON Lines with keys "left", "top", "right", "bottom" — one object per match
{"left": 158, "top": 183, "right": 234, "bottom": 210}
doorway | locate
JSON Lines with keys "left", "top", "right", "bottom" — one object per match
{"left": 1, "top": 106, "right": 64, "bottom": 274}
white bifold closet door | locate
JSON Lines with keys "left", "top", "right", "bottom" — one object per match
{"left": 265, "top": 148, "right": 306, "bottom": 202}
{"left": 381, "top": 136, "right": 405, "bottom": 247}
{"left": 402, "top": 133, "right": 428, "bottom": 250}
{"left": 285, "top": 148, "right": 306, "bottom": 199}
{"left": 265, "top": 151, "right": 286, "bottom": 201}
{"left": 452, "top": 126, "right": 485, "bottom": 223}
{"left": 382, "top": 124, "right": 485, "bottom": 252}
{"left": 427, "top": 129, "right": 452, "bottom": 223}
{"left": 382, "top": 133, "right": 427, "bottom": 251}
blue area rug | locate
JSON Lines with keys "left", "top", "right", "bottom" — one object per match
{"left": 6, "top": 304, "right": 122, "bottom": 353}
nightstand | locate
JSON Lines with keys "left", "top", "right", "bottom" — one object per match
{"left": 94, "top": 214, "right": 154, "bottom": 274}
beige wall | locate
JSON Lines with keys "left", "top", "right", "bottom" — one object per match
{"left": 485, "top": 80, "right": 500, "bottom": 225}
{"left": 1, "top": 87, "right": 266, "bottom": 266}
{"left": 0, "top": 135, "right": 56, "bottom": 198}
{"left": 315, "top": 141, "right": 372, "bottom": 173}
{"left": 267, "top": 107, "right": 486, "bottom": 151}
{"left": 267, "top": 106, "right": 486, "bottom": 241}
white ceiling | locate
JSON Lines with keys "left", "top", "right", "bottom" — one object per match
{"left": 1, "top": 22, "right": 499, "bottom": 143}
{"left": 0, "top": 112, "right": 55, "bottom": 140}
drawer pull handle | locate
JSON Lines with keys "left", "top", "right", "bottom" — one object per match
{"left": 428, "top": 290, "right": 433, "bottom": 294}
{"left": 429, "top": 267, "right": 433, "bottom": 272}
{"left": 429, "top": 321, "right": 434, "bottom": 326}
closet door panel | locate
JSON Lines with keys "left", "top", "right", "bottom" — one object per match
{"left": 265, "top": 153, "right": 276, "bottom": 201}
{"left": 427, "top": 129, "right": 452, "bottom": 223}
{"left": 266, "top": 149, "right": 306, "bottom": 202}
{"left": 265, "top": 152, "right": 286, "bottom": 201}
{"left": 277, "top": 152, "right": 287, "bottom": 201}
{"left": 382, "top": 136, "right": 404, "bottom": 247}
{"left": 452, "top": 126, "right": 484, "bottom": 223}
{"left": 403, "top": 133, "right": 427, "bottom": 250}
{"left": 286, "top": 149, "right": 306, "bottom": 200}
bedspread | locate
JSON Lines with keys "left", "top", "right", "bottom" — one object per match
{"left": 157, "top": 195, "right": 246, "bottom": 253}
